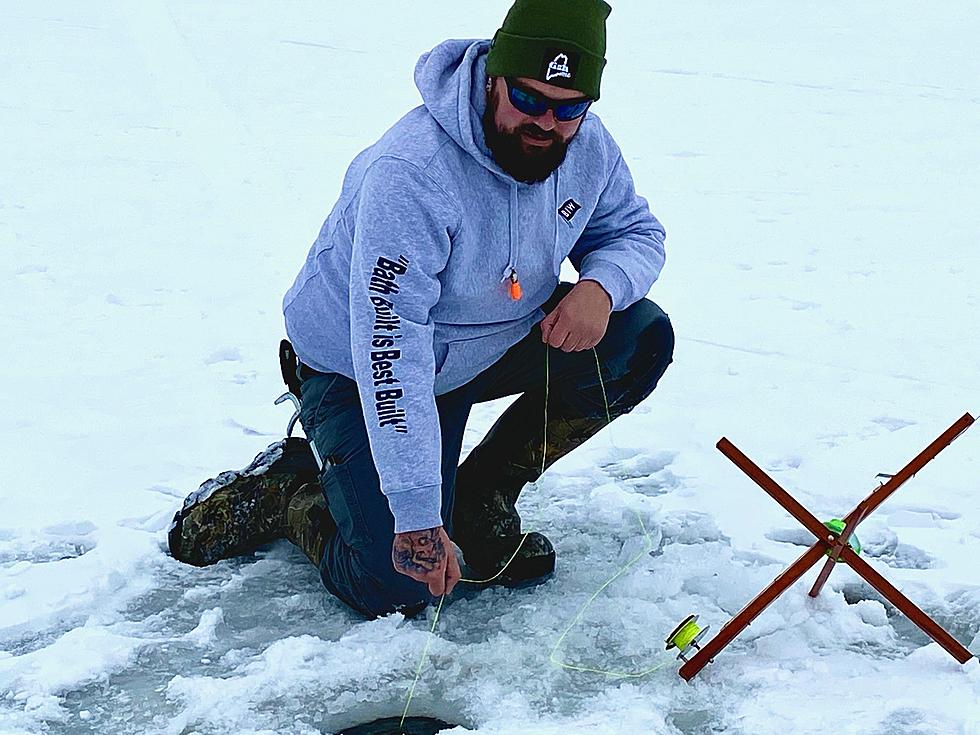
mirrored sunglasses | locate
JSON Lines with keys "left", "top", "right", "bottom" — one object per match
{"left": 504, "top": 77, "right": 593, "bottom": 122}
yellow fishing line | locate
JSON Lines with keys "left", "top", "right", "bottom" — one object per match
{"left": 400, "top": 345, "right": 669, "bottom": 728}
{"left": 670, "top": 618, "right": 702, "bottom": 650}
{"left": 399, "top": 592, "right": 445, "bottom": 730}
{"left": 399, "top": 528, "right": 532, "bottom": 729}
{"left": 593, "top": 346, "right": 613, "bottom": 427}
{"left": 541, "top": 346, "right": 550, "bottom": 475}
{"left": 399, "top": 538, "right": 532, "bottom": 730}
{"left": 548, "top": 508, "right": 670, "bottom": 678}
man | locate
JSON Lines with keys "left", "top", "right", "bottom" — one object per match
{"left": 169, "top": 0, "right": 674, "bottom": 620}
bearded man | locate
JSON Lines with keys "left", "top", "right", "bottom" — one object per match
{"left": 170, "top": 0, "right": 674, "bottom": 620}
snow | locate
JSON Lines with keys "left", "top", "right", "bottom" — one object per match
{"left": 1, "top": 1, "right": 978, "bottom": 733}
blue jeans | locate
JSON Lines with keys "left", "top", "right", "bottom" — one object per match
{"left": 298, "top": 283, "right": 674, "bottom": 618}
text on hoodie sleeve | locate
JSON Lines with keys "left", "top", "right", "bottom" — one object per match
{"left": 348, "top": 156, "right": 460, "bottom": 533}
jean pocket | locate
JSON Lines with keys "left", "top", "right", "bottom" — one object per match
{"left": 321, "top": 459, "right": 373, "bottom": 550}
{"left": 301, "top": 372, "right": 356, "bottom": 431}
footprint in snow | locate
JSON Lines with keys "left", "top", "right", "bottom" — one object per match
{"left": 860, "top": 527, "right": 939, "bottom": 569}
{"left": 871, "top": 416, "right": 916, "bottom": 432}
{"left": 766, "top": 454, "right": 802, "bottom": 471}
{"left": 765, "top": 527, "right": 813, "bottom": 548}
{"left": 204, "top": 347, "right": 243, "bottom": 365}
{"left": 659, "top": 510, "right": 729, "bottom": 546}
{"left": 0, "top": 521, "right": 98, "bottom": 566}
{"left": 621, "top": 468, "right": 682, "bottom": 497}
{"left": 887, "top": 508, "right": 960, "bottom": 527}
{"left": 600, "top": 449, "right": 677, "bottom": 481}
{"left": 15, "top": 264, "right": 48, "bottom": 275}
{"left": 1, "top": 539, "right": 95, "bottom": 566}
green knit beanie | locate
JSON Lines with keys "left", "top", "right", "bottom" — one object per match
{"left": 486, "top": 0, "right": 612, "bottom": 100}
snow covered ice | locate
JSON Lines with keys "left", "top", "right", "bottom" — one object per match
{"left": 2, "top": 1, "right": 979, "bottom": 733}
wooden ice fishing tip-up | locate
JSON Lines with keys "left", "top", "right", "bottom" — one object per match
{"left": 673, "top": 412, "right": 977, "bottom": 681}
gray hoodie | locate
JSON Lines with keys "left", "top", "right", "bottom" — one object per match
{"left": 283, "top": 39, "right": 665, "bottom": 534}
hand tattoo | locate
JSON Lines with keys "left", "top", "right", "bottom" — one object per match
{"left": 392, "top": 527, "right": 445, "bottom": 575}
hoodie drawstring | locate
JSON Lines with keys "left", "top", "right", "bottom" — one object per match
{"left": 553, "top": 168, "right": 560, "bottom": 270}
{"left": 500, "top": 171, "right": 561, "bottom": 301}
{"left": 502, "top": 184, "right": 521, "bottom": 299}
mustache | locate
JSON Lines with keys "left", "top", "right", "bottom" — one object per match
{"left": 521, "top": 124, "right": 556, "bottom": 141}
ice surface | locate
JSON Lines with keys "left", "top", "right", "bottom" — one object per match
{"left": 2, "top": 1, "right": 979, "bottom": 733}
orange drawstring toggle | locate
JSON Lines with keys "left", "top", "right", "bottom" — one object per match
{"left": 509, "top": 270, "right": 522, "bottom": 300}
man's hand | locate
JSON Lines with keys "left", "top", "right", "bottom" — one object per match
{"left": 392, "top": 525, "right": 461, "bottom": 596}
{"left": 539, "top": 279, "right": 612, "bottom": 351}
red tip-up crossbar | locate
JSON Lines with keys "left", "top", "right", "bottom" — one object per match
{"left": 679, "top": 413, "right": 976, "bottom": 681}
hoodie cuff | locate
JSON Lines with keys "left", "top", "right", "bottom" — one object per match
{"left": 578, "top": 260, "right": 633, "bottom": 312}
{"left": 386, "top": 484, "right": 444, "bottom": 534}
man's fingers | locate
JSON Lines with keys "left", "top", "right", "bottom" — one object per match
{"left": 539, "top": 310, "right": 557, "bottom": 342}
{"left": 445, "top": 552, "right": 461, "bottom": 595}
{"left": 427, "top": 553, "right": 462, "bottom": 596}
{"left": 556, "top": 328, "right": 577, "bottom": 351}
{"left": 427, "top": 563, "right": 446, "bottom": 596}
{"left": 562, "top": 328, "right": 601, "bottom": 352}
{"left": 548, "top": 329, "right": 570, "bottom": 350}
{"left": 546, "top": 313, "right": 572, "bottom": 349}
{"left": 564, "top": 331, "right": 586, "bottom": 351}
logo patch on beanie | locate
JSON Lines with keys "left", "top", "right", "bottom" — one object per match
{"left": 558, "top": 198, "right": 582, "bottom": 222}
{"left": 540, "top": 48, "right": 579, "bottom": 85}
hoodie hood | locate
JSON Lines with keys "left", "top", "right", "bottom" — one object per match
{"left": 414, "top": 39, "right": 511, "bottom": 180}
{"left": 415, "top": 38, "right": 553, "bottom": 283}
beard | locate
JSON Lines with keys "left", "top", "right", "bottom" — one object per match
{"left": 482, "top": 92, "right": 571, "bottom": 184}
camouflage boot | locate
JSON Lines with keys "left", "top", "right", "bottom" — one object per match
{"left": 453, "top": 394, "right": 611, "bottom": 585}
{"left": 283, "top": 482, "right": 334, "bottom": 567}
{"left": 168, "top": 437, "right": 321, "bottom": 566}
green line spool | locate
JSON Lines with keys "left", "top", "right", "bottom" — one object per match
{"left": 823, "top": 518, "right": 862, "bottom": 561}
{"left": 665, "top": 615, "right": 710, "bottom": 662}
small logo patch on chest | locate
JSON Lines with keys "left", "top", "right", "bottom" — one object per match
{"left": 558, "top": 198, "right": 582, "bottom": 222}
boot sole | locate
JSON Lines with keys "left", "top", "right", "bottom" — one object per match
{"left": 168, "top": 438, "right": 319, "bottom": 566}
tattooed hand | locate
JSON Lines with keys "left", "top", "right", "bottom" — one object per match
{"left": 392, "top": 526, "right": 461, "bottom": 596}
